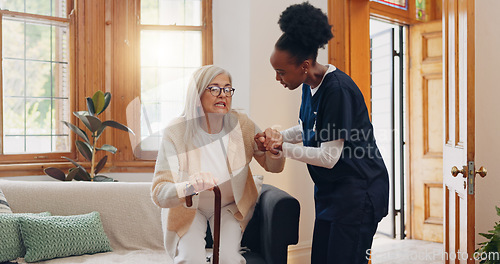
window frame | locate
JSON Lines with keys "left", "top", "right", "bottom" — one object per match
{"left": 128, "top": 0, "right": 213, "bottom": 162}
{"left": 0, "top": 3, "right": 77, "bottom": 171}
{"left": 370, "top": 0, "right": 441, "bottom": 24}
{"left": 110, "top": 0, "right": 213, "bottom": 172}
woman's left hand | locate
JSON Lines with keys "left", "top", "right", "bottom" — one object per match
{"left": 187, "top": 172, "right": 218, "bottom": 194}
{"left": 254, "top": 132, "right": 267, "bottom": 151}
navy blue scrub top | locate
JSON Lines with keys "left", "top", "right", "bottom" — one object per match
{"left": 299, "top": 68, "right": 389, "bottom": 225}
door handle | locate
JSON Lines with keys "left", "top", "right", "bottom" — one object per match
{"left": 476, "top": 166, "right": 487, "bottom": 177}
{"left": 451, "top": 166, "right": 466, "bottom": 177}
{"left": 451, "top": 165, "right": 487, "bottom": 178}
{"left": 452, "top": 163, "right": 487, "bottom": 195}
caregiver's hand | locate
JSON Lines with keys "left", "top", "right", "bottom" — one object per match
{"left": 254, "top": 128, "right": 282, "bottom": 155}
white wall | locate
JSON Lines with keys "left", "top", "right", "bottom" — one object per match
{"left": 214, "top": 1, "right": 327, "bottom": 263}
{"left": 475, "top": 0, "right": 500, "bottom": 248}
{"left": 212, "top": 0, "right": 251, "bottom": 113}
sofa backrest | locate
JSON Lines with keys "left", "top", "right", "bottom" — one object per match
{"left": 0, "top": 180, "right": 164, "bottom": 251}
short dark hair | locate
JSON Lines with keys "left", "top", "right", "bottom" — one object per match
{"left": 275, "top": 2, "right": 333, "bottom": 65}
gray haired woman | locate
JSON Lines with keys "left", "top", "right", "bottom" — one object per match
{"left": 151, "top": 65, "right": 285, "bottom": 264}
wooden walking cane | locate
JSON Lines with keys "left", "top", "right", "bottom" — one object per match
{"left": 185, "top": 185, "right": 221, "bottom": 264}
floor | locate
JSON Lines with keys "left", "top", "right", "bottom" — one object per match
{"left": 370, "top": 234, "right": 444, "bottom": 264}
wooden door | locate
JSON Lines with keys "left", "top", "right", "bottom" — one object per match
{"left": 443, "top": 0, "right": 478, "bottom": 263}
{"left": 409, "top": 20, "right": 443, "bottom": 243}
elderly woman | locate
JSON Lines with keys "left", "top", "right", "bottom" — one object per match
{"left": 151, "top": 65, "right": 285, "bottom": 264}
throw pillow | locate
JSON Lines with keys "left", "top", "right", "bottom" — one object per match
{"left": 19, "top": 211, "right": 112, "bottom": 262}
{"left": 0, "top": 188, "right": 12, "bottom": 213}
{"left": 0, "top": 212, "right": 51, "bottom": 263}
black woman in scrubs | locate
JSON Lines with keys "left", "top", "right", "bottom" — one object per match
{"left": 255, "top": 3, "right": 389, "bottom": 264}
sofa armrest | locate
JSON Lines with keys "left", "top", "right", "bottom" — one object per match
{"left": 242, "top": 184, "right": 300, "bottom": 264}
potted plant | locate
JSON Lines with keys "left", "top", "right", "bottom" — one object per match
{"left": 44, "top": 91, "right": 134, "bottom": 182}
{"left": 476, "top": 206, "right": 500, "bottom": 263}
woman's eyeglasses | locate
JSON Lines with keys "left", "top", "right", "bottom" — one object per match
{"left": 205, "top": 86, "right": 235, "bottom": 97}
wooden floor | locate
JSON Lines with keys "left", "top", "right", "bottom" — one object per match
{"left": 370, "top": 234, "right": 444, "bottom": 263}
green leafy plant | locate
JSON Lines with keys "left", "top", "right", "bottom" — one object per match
{"left": 44, "top": 91, "right": 134, "bottom": 182}
{"left": 476, "top": 206, "right": 500, "bottom": 264}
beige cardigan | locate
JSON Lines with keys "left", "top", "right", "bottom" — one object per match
{"left": 151, "top": 111, "right": 285, "bottom": 257}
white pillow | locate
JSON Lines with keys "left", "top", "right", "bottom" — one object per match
{"left": 253, "top": 175, "right": 264, "bottom": 195}
{"left": 0, "top": 188, "right": 12, "bottom": 214}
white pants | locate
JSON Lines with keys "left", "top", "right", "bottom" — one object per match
{"left": 173, "top": 206, "right": 246, "bottom": 264}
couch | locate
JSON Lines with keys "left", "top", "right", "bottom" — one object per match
{"left": 0, "top": 180, "right": 300, "bottom": 264}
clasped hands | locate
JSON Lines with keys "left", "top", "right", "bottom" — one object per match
{"left": 254, "top": 128, "right": 283, "bottom": 155}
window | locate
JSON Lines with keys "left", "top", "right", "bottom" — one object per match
{"left": 0, "top": 0, "right": 212, "bottom": 175}
{"left": 415, "top": 0, "right": 430, "bottom": 21}
{"left": 370, "top": 0, "right": 440, "bottom": 22}
{"left": 370, "top": 0, "right": 408, "bottom": 10}
{"left": 133, "top": 0, "right": 212, "bottom": 159}
{"left": 1, "top": 0, "right": 72, "bottom": 161}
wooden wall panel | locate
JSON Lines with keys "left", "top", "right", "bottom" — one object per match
{"left": 73, "top": 0, "right": 155, "bottom": 172}
{"left": 75, "top": 0, "right": 106, "bottom": 107}
{"left": 424, "top": 182, "right": 443, "bottom": 224}
{"left": 349, "top": 0, "right": 371, "bottom": 111}
{"left": 329, "top": 0, "right": 349, "bottom": 73}
{"left": 73, "top": 0, "right": 141, "bottom": 171}
{"left": 74, "top": 0, "right": 106, "bottom": 166}
{"left": 110, "top": 0, "right": 139, "bottom": 165}
{"left": 328, "top": 0, "right": 371, "bottom": 112}
{"left": 423, "top": 75, "right": 443, "bottom": 156}
{"left": 427, "top": 77, "right": 443, "bottom": 154}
